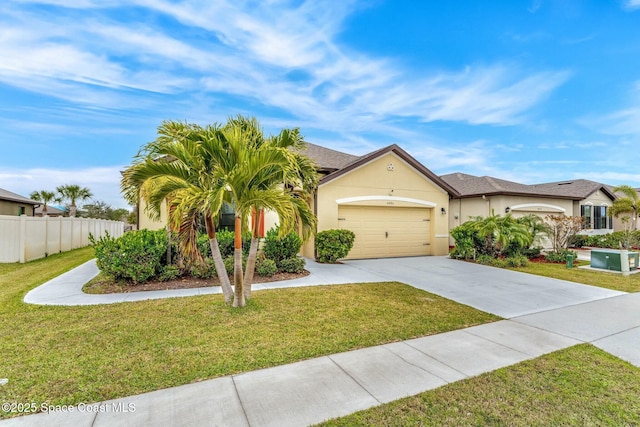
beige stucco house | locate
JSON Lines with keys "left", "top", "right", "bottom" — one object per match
{"left": 299, "top": 144, "right": 456, "bottom": 259}
{"left": 441, "top": 173, "right": 618, "bottom": 246}
{"left": 135, "top": 143, "right": 457, "bottom": 259}
{"left": 0, "top": 188, "right": 38, "bottom": 216}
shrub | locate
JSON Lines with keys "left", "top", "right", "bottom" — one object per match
{"left": 190, "top": 259, "right": 216, "bottom": 279}
{"left": 90, "top": 230, "right": 168, "bottom": 284}
{"left": 490, "top": 258, "right": 509, "bottom": 268}
{"left": 158, "top": 265, "right": 181, "bottom": 282}
{"left": 476, "top": 254, "right": 494, "bottom": 265}
{"left": 279, "top": 257, "right": 306, "bottom": 274}
{"left": 545, "top": 249, "right": 577, "bottom": 263}
{"left": 506, "top": 255, "right": 529, "bottom": 268}
{"left": 522, "top": 246, "right": 542, "bottom": 259}
{"left": 315, "top": 229, "right": 355, "bottom": 263}
{"left": 449, "top": 222, "right": 481, "bottom": 260}
{"left": 257, "top": 259, "right": 277, "bottom": 277}
{"left": 263, "top": 228, "right": 302, "bottom": 266}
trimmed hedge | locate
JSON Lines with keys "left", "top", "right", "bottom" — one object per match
{"left": 315, "top": 229, "right": 355, "bottom": 263}
{"left": 263, "top": 228, "right": 302, "bottom": 266}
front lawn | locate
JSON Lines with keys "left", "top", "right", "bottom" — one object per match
{"left": 0, "top": 247, "right": 499, "bottom": 418}
{"left": 319, "top": 344, "right": 640, "bottom": 427}
{"left": 511, "top": 261, "right": 640, "bottom": 293}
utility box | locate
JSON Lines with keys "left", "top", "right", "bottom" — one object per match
{"left": 590, "top": 249, "right": 639, "bottom": 271}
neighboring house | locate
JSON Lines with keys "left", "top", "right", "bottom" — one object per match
{"left": 441, "top": 173, "right": 618, "bottom": 246}
{"left": 0, "top": 188, "right": 38, "bottom": 216}
{"left": 34, "top": 205, "right": 66, "bottom": 217}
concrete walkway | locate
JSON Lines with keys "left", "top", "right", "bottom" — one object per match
{"left": 5, "top": 257, "right": 640, "bottom": 427}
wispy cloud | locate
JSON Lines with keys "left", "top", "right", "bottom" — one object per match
{"left": 623, "top": 0, "right": 640, "bottom": 10}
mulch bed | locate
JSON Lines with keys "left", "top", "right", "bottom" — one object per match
{"left": 85, "top": 270, "right": 310, "bottom": 294}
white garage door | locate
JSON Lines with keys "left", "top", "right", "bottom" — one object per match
{"left": 338, "top": 206, "right": 431, "bottom": 259}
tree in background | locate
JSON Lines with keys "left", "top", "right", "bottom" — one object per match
{"left": 545, "top": 214, "right": 584, "bottom": 253}
{"left": 82, "top": 200, "right": 130, "bottom": 221}
{"left": 29, "top": 190, "right": 58, "bottom": 216}
{"left": 610, "top": 185, "right": 640, "bottom": 249}
{"left": 56, "top": 185, "right": 93, "bottom": 217}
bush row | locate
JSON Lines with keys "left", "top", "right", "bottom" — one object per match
{"left": 570, "top": 231, "right": 640, "bottom": 249}
{"left": 91, "top": 228, "right": 306, "bottom": 284}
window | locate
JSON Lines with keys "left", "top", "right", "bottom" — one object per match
{"left": 18, "top": 206, "right": 25, "bottom": 216}
{"left": 581, "top": 205, "right": 592, "bottom": 229}
{"left": 593, "top": 206, "right": 608, "bottom": 229}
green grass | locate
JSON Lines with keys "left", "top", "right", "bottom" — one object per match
{"left": 511, "top": 261, "right": 640, "bottom": 293}
{"left": 0, "top": 247, "right": 499, "bottom": 418}
{"left": 319, "top": 344, "right": 640, "bottom": 427}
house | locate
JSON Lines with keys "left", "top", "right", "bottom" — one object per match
{"left": 299, "top": 143, "right": 456, "bottom": 259}
{"left": 34, "top": 205, "right": 66, "bottom": 217}
{"left": 135, "top": 143, "right": 457, "bottom": 259}
{"left": 440, "top": 173, "right": 618, "bottom": 246}
{"left": 0, "top": 188, "right": 38, "bottom": 216}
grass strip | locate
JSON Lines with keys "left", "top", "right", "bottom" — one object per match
{"left": 511, "top": 261, "right": 640, "bottom": 293}
{"left": 319, "top": 344, "right": 640, "bottom": 427}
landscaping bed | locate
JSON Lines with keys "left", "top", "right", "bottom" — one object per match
{"left": 83, "top": 270, "right": 309, "bottom": 294}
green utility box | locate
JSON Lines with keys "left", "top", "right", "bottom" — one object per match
{"left": 590, "top": 249, "right": 639, "bottom": 271}
{"left": 566, "top": 253, "right": 575, "bottom": 268}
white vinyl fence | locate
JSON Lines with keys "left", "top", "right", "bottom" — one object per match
{"left": 0, "top": 215, "right": 124, "bottom": 263}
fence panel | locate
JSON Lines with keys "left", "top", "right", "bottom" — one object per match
{"left": 0, "top": 215, "right": 124, "bottom": 263}
{"left": 0, "top": 216, "right": 20, "bottom": 262}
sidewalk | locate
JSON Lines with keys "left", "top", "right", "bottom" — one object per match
{"left": 5, "top": 257, "right": 640, "bottom": 426}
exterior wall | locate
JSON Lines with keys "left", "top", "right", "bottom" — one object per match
{"left": 577, "top": 190, "right": 616, "bottom": 235}
{"left": 304, "top": 152, "right": 451, "bottom": 258}
{"left": 0, "top": 200, "right": 34, "bottom": 216}
{"left": 449, "top": 195, "right": 574, "bottom": 248}
{"left": 138, "top": 198, "right": 167, "bottom": 231}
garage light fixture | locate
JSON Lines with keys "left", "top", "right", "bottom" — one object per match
{"left": 441, "top": 207, "right": 446, "bottom": 215}
{"left": 505, "top": 207, "right": 511, "bottom": 213}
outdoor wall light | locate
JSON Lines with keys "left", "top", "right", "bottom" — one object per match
{"left": 441, "top": 207, "right": 446, "bottom": 215}
{"left": 505, "top": 207, "right": 511, "bottom": 213}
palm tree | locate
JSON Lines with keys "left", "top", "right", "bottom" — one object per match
{"left": 215, "top": 119, "right": 317, "bottom": 307}
{"left": 611, "top": 185, "right": 640, "bottom": 231}
{"left": 610, "top": 185, "right": 640, "bottom": 248}
{"left": 56, "top": 184, "right": 93, "bottom": 217}
{"left": 223, "top": 116, "right": 317, "bottom": 300}
{"left": 121, "top": 121, "right": 235, "bottom": 304}
{"left": 29, "top": 190, "right": 58, "bottom": 216}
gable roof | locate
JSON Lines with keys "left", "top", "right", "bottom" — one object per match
{"left": 35, "top": 205, "right": 65, "bottom": 216}
{"left": 440, "top": 173, "right": 616, "bottom": 201}
{"left": 0, "top": 188, "right": 39, "bottom": 205}
{"left": 319, "top": 144, "right": 459, "bottom": 195}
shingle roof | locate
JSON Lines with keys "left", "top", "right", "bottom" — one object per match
{"left": 298, "top": 142, "right": 360, "bottom": 172}
{"left": 440, "top": 174, "right": 616, "bottom": 201}
{"left": 0, "top": 188, "right": 39, "bottom": 205}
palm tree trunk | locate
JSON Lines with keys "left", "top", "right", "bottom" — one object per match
{"left": 69, "top": 203, "right": 77, "bottom": 218}
{"left": 243, "top": 208, "right": 263, "bottom": 299}
{"left": 205, "top": 215, "right": 233, "bottom": 304}
{"left": 233, "top": 215, "right": 245, "bottom": 307}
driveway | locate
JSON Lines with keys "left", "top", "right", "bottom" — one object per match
{"left": 344, "top": 256, "right": 624, "bottom": 318}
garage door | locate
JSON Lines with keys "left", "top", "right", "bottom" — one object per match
{"left": 338, "top": 206, "right": 431, "bottom": 259}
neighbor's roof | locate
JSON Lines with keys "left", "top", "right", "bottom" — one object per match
{"left": 35, "top": 205, "right": 65, "bottom": 216}
{"left": 440, "top": 173, "right": 616, "bottom": 200}
{"left": 0, "top": 188, "right": 39, "bottom": 205}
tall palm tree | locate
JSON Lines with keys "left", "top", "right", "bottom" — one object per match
{"left": 223, "top": 116, "right": 318, "bottom": 300}
{"left": 121, "top": 121, "right": 235, "bottom": 304}
{"left": 215, "top": 120, "right": 316, "bottom": 307}
{"left": 29, "top": 190, "right": 58, "bottom": 216}
{"left": 56, "top": 184, "right": 93, "bottom": 217}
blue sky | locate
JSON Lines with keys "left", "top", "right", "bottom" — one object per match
{"left": 2, "top": 0, "right": 640, "bottom": 209}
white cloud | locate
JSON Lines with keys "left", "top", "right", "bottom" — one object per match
{"left": 623, "top": 0, "right": 640, "bottom": 10}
